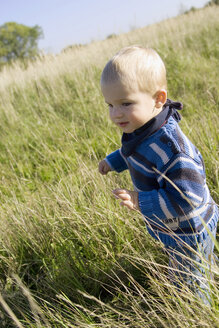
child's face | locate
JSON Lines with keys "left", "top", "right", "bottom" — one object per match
{"left": 101, "top": 80, "right": 157, "bottom": 133}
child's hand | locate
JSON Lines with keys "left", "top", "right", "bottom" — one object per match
{"left": 98, "top": 160, "right": 112, "bottom": 175}
{"left": 112, "top": 188, "right": 139, "bottom": 211}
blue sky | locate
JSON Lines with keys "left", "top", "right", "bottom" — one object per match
{"left": 0, "top": 0, "right": 208, "bottom": 54}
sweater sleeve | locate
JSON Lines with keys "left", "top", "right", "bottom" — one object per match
{"left": 105, "top": 149, "right": 128, "bottom": 173}
{"left": 138, "top": 153, "right": 205, "bottom": 220}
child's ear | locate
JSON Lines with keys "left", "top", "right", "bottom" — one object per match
{"left": 154, "top": 90, "right": 167, "bottom": 108}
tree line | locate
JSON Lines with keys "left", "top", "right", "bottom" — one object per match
{"left": 0, "top": 22, "right": 43, "bottom": 68}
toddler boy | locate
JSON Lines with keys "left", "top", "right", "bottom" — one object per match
{"left": 98, "top": 46, "right": 218, "bottom": 304}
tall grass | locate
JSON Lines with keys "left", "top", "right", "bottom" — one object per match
{"left": 0, "top": 5, "right": 218, "bottom": 327}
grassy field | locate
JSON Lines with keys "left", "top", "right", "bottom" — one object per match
{"left": 0, "top": 5, "right": 218, "bottom": 327}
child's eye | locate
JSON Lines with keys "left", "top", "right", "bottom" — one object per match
{"left": 122, "top": 102, "right": 131, "bottom": 107}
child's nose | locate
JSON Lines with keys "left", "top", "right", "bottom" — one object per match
{"left": 111, "top": 106, "right": 123, "bottom": 118}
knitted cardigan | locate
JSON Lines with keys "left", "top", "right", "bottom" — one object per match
{"left": 105, "top": 116, "right": 218, "bottom": 247}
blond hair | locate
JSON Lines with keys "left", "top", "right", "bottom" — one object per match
{"left": 101, "top": 46, "right": 167, "bottom": 96}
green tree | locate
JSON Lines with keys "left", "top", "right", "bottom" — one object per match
{"left": 206, "top": 0, "right": 219, "bottom": 5}
{"left": 0, "top": 22, "right": 43, "bottom": 64}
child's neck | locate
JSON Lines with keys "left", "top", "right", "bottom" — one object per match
{"left": 152, "top": 106, "right": 163, "bottom": 118}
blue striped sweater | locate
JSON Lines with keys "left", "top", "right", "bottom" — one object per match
{"left": 105, "top": 116, "right": 218, "bottom": 247}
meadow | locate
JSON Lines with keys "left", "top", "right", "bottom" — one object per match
{"left": 0, "top": 5, "right": 218, "bottom": 327}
